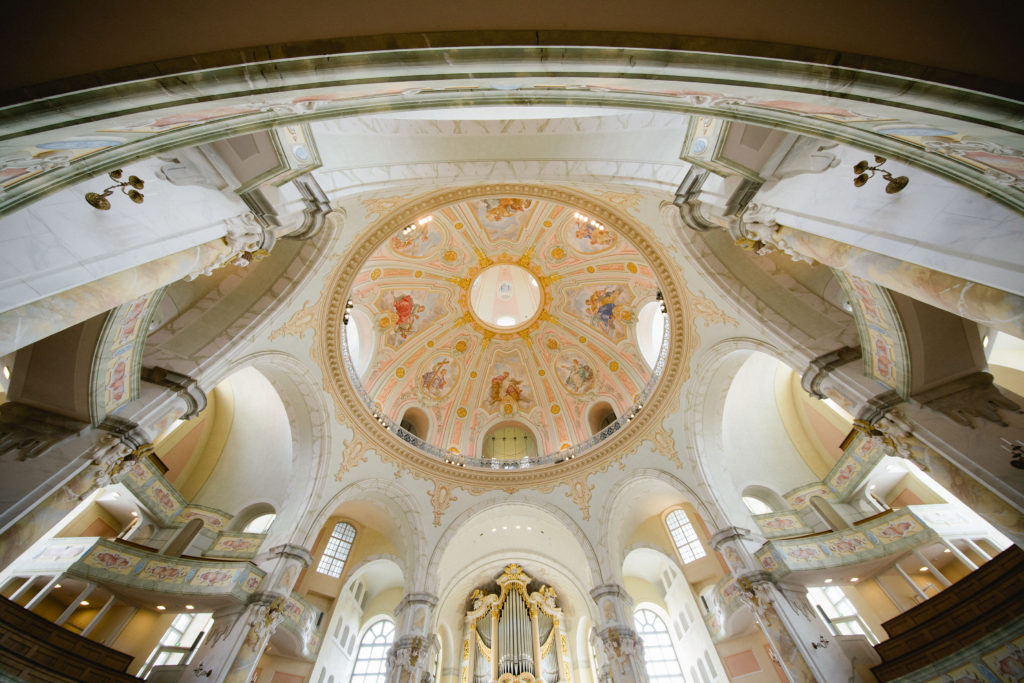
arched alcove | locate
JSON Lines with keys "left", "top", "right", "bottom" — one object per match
{"left": 480, "top": 422, "right": 538, "bottom": 461}
{"left": 587, "top": 402, "right": 617, "bottom": 435}
{"left": 399, "top": 406, "right": 430, "bottom": 440}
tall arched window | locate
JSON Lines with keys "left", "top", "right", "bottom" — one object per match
{"left": 317, "top": 521, "right": 356, "bottom": 577}
{"left": 351, "top": 619, "right": 395, "bottom": 683}
{"left": 634, "top": 608, "right": 684, "bottom": 683}
{"left": 665, "top": 509, "right": 706, "bottom": 564}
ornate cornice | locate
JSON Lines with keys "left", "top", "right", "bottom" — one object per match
{"left": 317, "top": 184, "right": 693, "bottom": 492}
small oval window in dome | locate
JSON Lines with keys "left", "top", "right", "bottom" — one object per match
{"left": 345, "top": 308, "right": 374, "bottom": 377}
{"left": 637, "top": 300, "right": 666, "bottom": 369}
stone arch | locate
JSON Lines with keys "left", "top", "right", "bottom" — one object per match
{"left": 601, "top": 469, "right": 722, "bottom": 586}
{"left": 215, "top": 351, "right": 333, "bottom": 549}
{"left": 683, "top": 337, "right": 806, "bottom": 530}
{"left": 305, "top": 477, "right": 426, "bottom": 589}
{"left": 427, "top": 496, "right": 603, "bottom": 594}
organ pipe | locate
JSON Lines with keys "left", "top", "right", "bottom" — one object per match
{"left": 461, "top": 565, "right": 569, "bottom": 683}
{"left": 498, "top": 588, "right": 533, "bottom": 675}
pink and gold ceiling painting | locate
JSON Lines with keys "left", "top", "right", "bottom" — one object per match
{"left": 343, "top": 192, "right": 668, "bottom": 464}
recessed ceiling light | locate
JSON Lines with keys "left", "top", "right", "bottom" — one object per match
{"left": 919, "top": 567, "right": 928, "bottom": 572}
{"left": 515, "top": 525, "right": 521, "bottom": 529}
{"left": 943, "top": 548, "right": 951, "bottom": 553}
{"left": 502, "top": 526, "right": 508, "bottom": 530}
{"left": 1, "top": 366, "right": 9, "bottom": 379}
{"left": 491, "top": 528, "right": 496, "bottom": 532}
{"left": 869, "top": 485, "right": 876, "bottom": 490}
{"left": 156, "top": 605, "right": 166, "bottom": 611}
{"left": 54, "top": 584, "right": 61, "bottom": 589}
{"left": 527, "top": 527, "right": 532, "bottom": 531}
{"left": 80, "top": 600, "right": 90, "bottom": 606}
{"left": 849, "top": 577, "right": 859, "bottom": 582}
{"left": 185, "top": 605, "right": 194, "bottom": 610}
{"left": 130, "top": 511, "right": 138, "bottom": 517}
{"left": 823, "top": 579, "right": 832, "bottom": 584}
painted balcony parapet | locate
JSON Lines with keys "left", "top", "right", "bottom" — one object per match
{"left": 203, "top": 531, "right": 266, "bottom": 560}
{"left": 276, "top": 591, "right": 324, "bottom": 661}
{"left": 13, "top": 537, "right": 264, "bottom": 602}
{"left": 781, "top": 432, "right": 888, "bottom": 511}
{"left": 703, "top": 575, "right": 747, "bottom": 641}
{"left": 753, "top": 505, "right": 990, "bottom": 578}
{"left": 118, "top": 457, "right": 265, "bottom": 559}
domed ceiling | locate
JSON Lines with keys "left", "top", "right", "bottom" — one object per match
{"left": 343, "top": 194, "right": 667, "bottom": 463}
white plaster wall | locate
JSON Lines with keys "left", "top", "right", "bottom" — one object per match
{"left": 757, "top": 145, "right": 1024, "bottom": 296}
{"left": 0, "top": 156, "right": 242, "bottom": 313}
{"left": 721, "top": 353, "right": 818, "bottom": 495}
{"left": 192, "top": 366, "right": 292, "bottom": 512}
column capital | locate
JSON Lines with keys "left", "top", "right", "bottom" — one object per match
{"left": 140, "top": 366, "right": 207, "bottom": 420}
{"left": 709, "top": 526, "right": 752, "bottom": 551}
{"left": 259, "top": 543, "right": 314, "bottom": 568}
{"left": 800, "top": 346, "right": 862, "bottom": 399}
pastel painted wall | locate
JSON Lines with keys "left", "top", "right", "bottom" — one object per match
{"left": 192, "top": 367, "right": 292, "bottom": 514}
{"left": 722, "top": 353, "right": 819, "bottom": 494}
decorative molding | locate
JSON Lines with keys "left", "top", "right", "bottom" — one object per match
{"left": 140, "top": 366, "right": 207, "bottom": 419}
{"left": 269, "top": 299, "right": 320, "bottom": 341}
{"left": 428, "top": 482, "right": 458, "bottom": 527}
{"left": 800, "top": 346, "right": 862, "bottom": 399}
{"left": 689, "top": 289, "right": 739, "bottom": 328}
{"left": 334, "top": 437, "right": 369, "bottom": 480}
{"left": 643, "top": 427, "right": 682, "bottom": 469}
{"left": 565, "top": 478, "right": 594, "bottom": 522}
{"left": 912, "top": 371, "right": 1022, "bottom": 428}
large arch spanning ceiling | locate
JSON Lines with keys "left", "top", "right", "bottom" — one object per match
{"left": 349, "top": 193, "right": 663, "bottom": 459}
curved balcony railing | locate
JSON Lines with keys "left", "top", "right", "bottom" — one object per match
{"left": 9, "top": 537, "right": 264, "bottom": 603}
{"left": 341, "top": 310, "right": 670, "bottom": 470}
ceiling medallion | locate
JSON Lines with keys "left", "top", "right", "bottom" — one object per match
{"left": 319, "top": 184, "right": 692, "bottom": 488}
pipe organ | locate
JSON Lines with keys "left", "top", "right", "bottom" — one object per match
{"left": 459, "top": 564, "right": 572, "bottom": 683}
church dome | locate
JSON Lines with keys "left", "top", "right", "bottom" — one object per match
{"left": 331, "top": 189, "right": 671, "bottom": 471}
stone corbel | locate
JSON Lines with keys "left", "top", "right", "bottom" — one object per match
{"left": 258, "top": 543, "right": 315, "bottom": 569}
{"left": 912, "top": 371, "right": 1021, "bottom": 428}
{"left": 0, "top": 402, "right": 89, "bottom": 461}
{"left": 283, "top": 174, "right": 336, "bottom": 240}
{"left": 736, "top": 203, "right": 813, "bottom": 264}
{"left": 187, "top": 213, "right": 275, "bottom": 280}
{"left": 801, "top": 346, "right": 862, "bottom": 398}
{"left": 140, "top": 366, "right": 207, "bottom": 420}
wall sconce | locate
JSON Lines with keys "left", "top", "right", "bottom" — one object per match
{"left": 853, "top": 156, "right": 908, "bottom": 194}
{"left": 811, "top": 636, "right": 830, "bottom": 650}
{"left": 85, "top": 169, "right": 145, "bottom": 210}
{"left": 1001, "top": 438, "right": 1024, "bottom": 470}
{"left": 342, "top": 298, "right": 354, "bottom": 325}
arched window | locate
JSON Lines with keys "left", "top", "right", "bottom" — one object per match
{"left": 665, "top": 509, "right": 706, "bottom": 564}
{"left": 351, "top": 618, "right": 395, "bottom": 683}
{"left": 633, "top": 608, "right": 684, "bottom": 683}
{"left": 243, "top": 513, "right": 276, "bottom": 534}
{"left": 317, "top": 522, "right": 356, "bottom": 577}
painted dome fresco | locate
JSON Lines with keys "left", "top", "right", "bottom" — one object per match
{"left": 340, "top": 192, "right": 669, "bottom": 467}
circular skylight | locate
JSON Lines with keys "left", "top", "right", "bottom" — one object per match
{"left": 469, "top": 264, "right": 542, "bottom": 329}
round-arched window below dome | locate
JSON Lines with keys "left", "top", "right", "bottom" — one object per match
{"left": 637, "top": 300, "right": 666, "bottom": 369}
{"left": 481, "top": 424, "right": 538, "bottom": 461}
{"left": 345, "top": 308, "right": 374, "bottom": 378}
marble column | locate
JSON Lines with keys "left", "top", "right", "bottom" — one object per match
{"left": 737, "top": 204, "right": 1024, "bottom": 337}
{"left": 387, "top": 592, "right": 439, "bottom": 683}
{"left": 711, "top": 527, "right": 855, "bottom": 683}
{"left": 182, "top": 543, "right": 313, "bottom": 683}
{"left": 859, "top": 407, "right": 1024, "bottom": 547}
{"left": 590, "top": 583, "right": 647, "bottom": 683}
{"left": 0, "top": 211, "right": 275, "bottom": 357}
